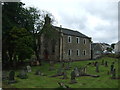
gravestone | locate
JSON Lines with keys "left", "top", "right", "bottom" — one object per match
{"left": 101, "top": 60, "right": 104, "bottom": 65}
{"left": 74, "top": 67, "right": 79, "bottom": 77}
{"left": 70, "top": 70, "right": 77, "bottom": 84}
{"left": 17, "top": 70, "right": 28, "bottom": 79}
{"left": 26, "top": 65, "right": 32, "bottom": 72}
{"left": 96, "top": 62, "right": 99, "bottom": 72}
{"left": 35, "top": 70, "right": 46, "bottom": 76}
{"left": 105, "top": 61, "right": 108, "bottom": 67}
{"left": 107, "top": 70, "right": 110, "bottom": 75}
{"left": 78, "top": 67, "right": 82, "bottom": 76}
{"left": 94, "top": 61, "right": 98, "bottom": 67}
{"left": 111, "top": 68, "right": 116, "bottom": 79}
{"left": 110, "top": 64, "right": 114, "bottom": 74}
{"left": 8, "top": 71, "right": 16, "bottom": 84}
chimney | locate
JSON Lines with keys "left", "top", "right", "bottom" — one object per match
{"left": 60, "top": 25, "right": 62, "bottom": 28}
{"left": 60, "top": 25, "right": 62, "bottom": 33}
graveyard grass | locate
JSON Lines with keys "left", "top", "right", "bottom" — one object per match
{"left": 3, "top": 57, "right": 119, "bottom": 88}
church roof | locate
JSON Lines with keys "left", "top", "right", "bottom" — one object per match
{"left": 53, "top": 26, "right": 91, "bottom": 39}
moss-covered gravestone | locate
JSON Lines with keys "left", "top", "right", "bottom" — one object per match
{"left": 105, "top": 61, "right": 108, "bottom": 67}
{"left": 8, "top": 70, "right": 16, "bottom": 84}
{"left": 111, "top": 68, "right": 116, "bottom": 79}
{"left": 110, "top": 64, "right": 114, "bottom": 74}
{"left": 70, "top": 70, "right": 77, "bottom": 84}
{"left": 101, "top": 60, "right": 104, "bottom": 65}
{"left": 17, "top": 70, "right": 28, "bottom": 79}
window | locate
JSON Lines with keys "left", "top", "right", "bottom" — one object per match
{"left": 83, "top": 50, "right": 86, "bottom": 55}
{"left": 77, "top": 49, "right": 79, "bottom": 56}
{"left": 68, "top": 36, "right": 72, "bottom": 43}
{"left": 83, "top": 39, "right": 86, "bottom": 44}
{"left": 76, "top": 37, "right": 79, "bottom": 43}
{"left": 68, "top": 49, "right": 72, "bottom": 56}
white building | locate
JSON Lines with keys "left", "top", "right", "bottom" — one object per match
{"left": 114, "top": 41, "right": 120, "bottom": 53}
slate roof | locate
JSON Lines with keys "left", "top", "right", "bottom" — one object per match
{"left": 53, "top": 26, "right": 91, "bottom": 39}
{"left": 91, "top": 43, "right": 103, "bottom": 51}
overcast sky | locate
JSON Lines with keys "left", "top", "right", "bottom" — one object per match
{"left": 21, "top": 0, "right": 119, "bottom": 44}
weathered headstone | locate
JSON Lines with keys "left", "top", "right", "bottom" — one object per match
{"left": 17, "top": 70, "right": 28, "bottom": 79}
{"left": 78, "top": 67, "right": 82, "bottom": 76}
{"left": 74, "top": 67, "right": 80, "bottom": 77}
{"left": 105, "top": 61, "right": 108, "bottom": 67}
{"left": 94, "top": 61, "right": 98, "bottom": 67}
{"left": 96, "top": 62, "right": 99, "bottom": 72}
{"left": 8, "top": 71, "right": 16, "bottom": 84}
{"left": 101, "top": 60, "right": 104, "bottom": 65}
{"left": 83, "top": 66, "right": 87, "bottom": 75}
{"left": 107, "top": 70, "right": 110, "bottom": 75}
{"left": 111, "top": 68, "right": 116, "bottom": 79}
{"left": 35, "top": 70, "right": 46, "bottom": 76}
{"left": 110, "top": 64, "right": 114, "bottom": 73}
{"left": 70, "top": 70, "right": 77, "bottom": 84}
{"left": 26, "top": 65, "right": 32, "bottom": 72}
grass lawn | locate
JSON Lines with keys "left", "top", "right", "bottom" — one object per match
{"left": 2, "top": 57, "right": 119, "bottom": 88}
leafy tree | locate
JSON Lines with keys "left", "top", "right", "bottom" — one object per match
{"left": 111, "top": 43, "right": 115, "bottom": 49}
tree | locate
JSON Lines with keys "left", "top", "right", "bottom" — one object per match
{"left": 111, "top": 43, "right": 115, "bottom": 49}
{"left": 2, "top": 2, "right": 35, "bottom": 67}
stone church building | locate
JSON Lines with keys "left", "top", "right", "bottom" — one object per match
{"left": 39, "top": 15, "right": 92, "bottom": 61}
